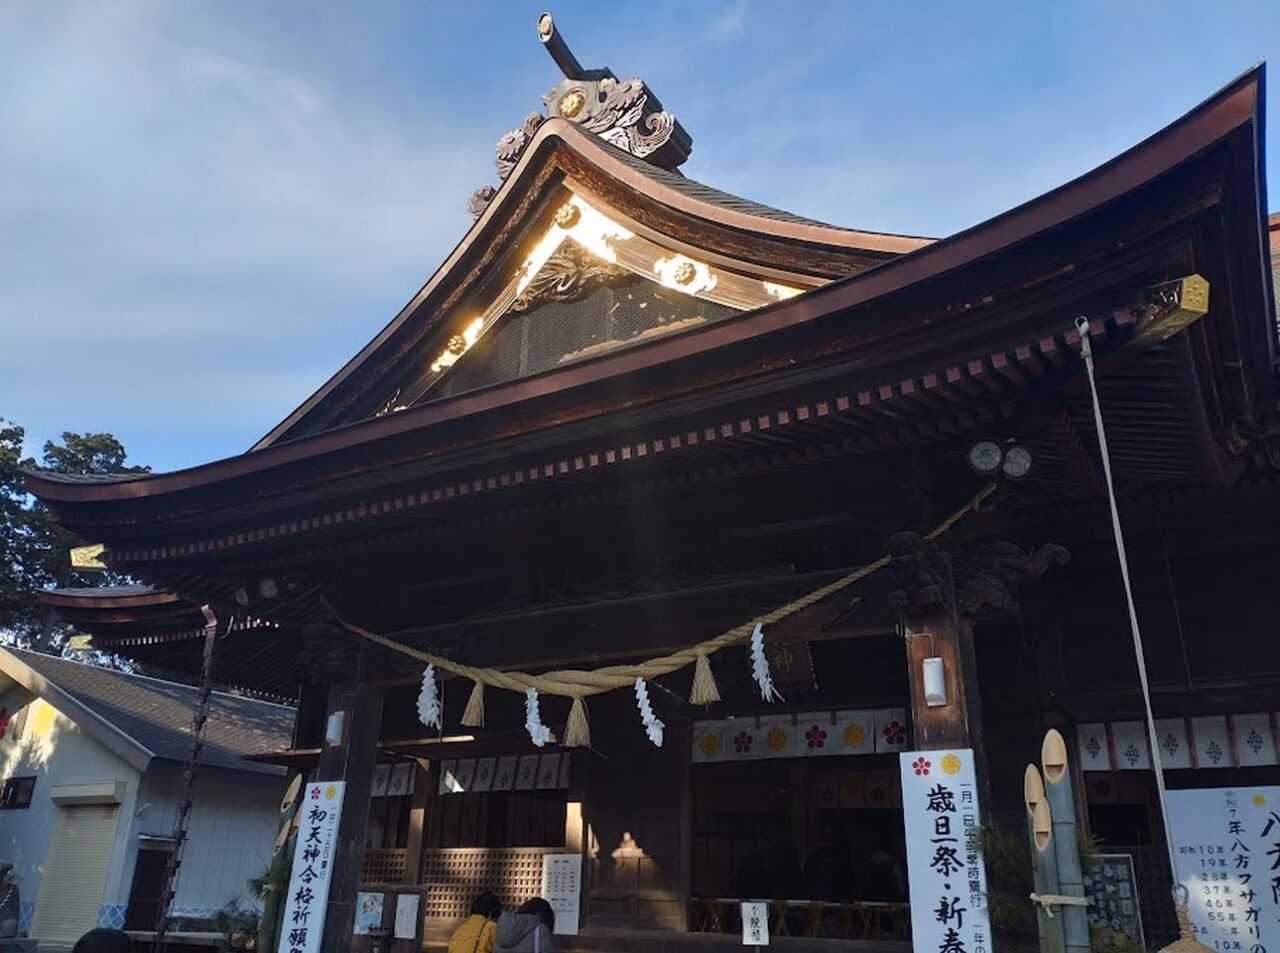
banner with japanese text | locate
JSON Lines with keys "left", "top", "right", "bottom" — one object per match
{"left": 900, "top": 749, "right": 991, "bottom": 953}
{"left": 280, "top": 780, "right": 346, "bottom": 953}
{"left": 1167, "top": 786, "right": 1280, "bottom": 950}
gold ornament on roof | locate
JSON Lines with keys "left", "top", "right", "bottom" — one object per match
{"left": 554, "top": 202, "right": 581, "bottom": 229}
{"left": 672, "top": 261, "right": 697, "bottom": 286}
{"left": 558, "top": 89, "right": 587, "bottom": 120}
{"left": 447, "top": 335, "right": 467, "bottom": 356}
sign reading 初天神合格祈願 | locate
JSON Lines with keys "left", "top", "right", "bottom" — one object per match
{"left": 280, "top": 781, "right": 346, "bottom": 953}
{"left": 900, "top": 749, "right": 991, "bottom": 953}
{"left": 1167, "top": 786, "right": 1280, "bottom": 951}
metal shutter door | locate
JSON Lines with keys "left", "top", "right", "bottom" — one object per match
{"left": 30, "top": 803, "right": 120, "bottom": 944}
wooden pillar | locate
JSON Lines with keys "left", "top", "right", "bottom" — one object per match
{"left": 403, "top": 760, "right": 429, "bottom": 885}
{"left": 905, "top": 610, "right": 994, "bottom": 831}
{"left": 904, "top": 608, "right": 992, "bottom": 810}
{"left": 315, "top": 679, "right": 384, "bottom": 953}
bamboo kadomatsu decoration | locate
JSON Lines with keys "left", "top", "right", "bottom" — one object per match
{"left": 326, "top": 483, "right": 996, "bottom": 747}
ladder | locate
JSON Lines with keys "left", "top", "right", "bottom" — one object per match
{"left": 152, "top": 610, "right": 221, "bottom": 952}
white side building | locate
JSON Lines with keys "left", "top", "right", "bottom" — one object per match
{"left": 0, "top": 647, "right": 293, "bottom": 948}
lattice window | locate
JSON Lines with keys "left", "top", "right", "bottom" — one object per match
{"left": 421, "top": 848, "right": 555, "bottom": 919}
{"left": 361, "top": 848, "right": 408, "bottom": 886}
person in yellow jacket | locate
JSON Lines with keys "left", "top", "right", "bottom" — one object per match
{"left": 448, "top": 894, "right": 503, "bottom": 953}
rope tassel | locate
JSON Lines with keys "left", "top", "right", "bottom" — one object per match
{"left": 564, "top": 696, "right": 591, "bottom": 748}
{"left": 689, "top": 652, "right": 720, "bottom": 706}
{"left": 461, "top": 680, "right": 485, "bottom": 728}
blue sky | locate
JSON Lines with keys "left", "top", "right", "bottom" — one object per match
{"left": 2, "top": 0, "right": 1278, "bottom": 474}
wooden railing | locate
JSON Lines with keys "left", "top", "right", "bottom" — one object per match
{"left": 361, "top": 848, "right": 408, "bottom": 885}
{"left": 421, "top": 848, "right": 556, "bottom": 920}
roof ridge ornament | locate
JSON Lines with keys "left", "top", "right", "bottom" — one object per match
{"left": 468, "top": 12, "right": 693, "bottom": 218}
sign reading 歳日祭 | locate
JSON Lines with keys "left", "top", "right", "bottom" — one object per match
{"left": 899, "top": 749, "right": 991, "bottom": 953}
{"left": 1167, "top": 786, "right": 1280, "bottom": 950}
{"left": 280, "top": 781, "right": 346, "bottom": 953}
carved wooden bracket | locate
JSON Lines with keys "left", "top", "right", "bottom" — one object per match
{"left": 299, "top": 622, "right": 361, "bottom": 685}
{"left": 881, "top": 533, "right": 1070, "bottom": 616}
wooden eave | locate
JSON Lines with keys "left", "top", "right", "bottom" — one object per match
{"left": 253, "top": 117, "right": 935, "bottom": 449}
{"left": 25, "top": 68, "right": 1272, "bottom": 556}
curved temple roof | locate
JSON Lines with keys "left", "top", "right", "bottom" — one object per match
{"left": 25, "top": 67, "right": 1273, "bottom": 511}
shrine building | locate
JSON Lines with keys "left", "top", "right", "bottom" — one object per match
{"left": 24, "top": 16, "right": 1280, "bottom": 953}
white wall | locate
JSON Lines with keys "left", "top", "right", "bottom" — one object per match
{"left": 0, "top": 696, "right": 141, "bottom": 914}
{"left": 126, "top": 762, "right": 285, "bottom": 916}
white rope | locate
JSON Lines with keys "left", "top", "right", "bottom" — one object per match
{"left": 1030, "top": 893, "right": 1090, "bottom": 917}
{"left": 1077, "top": 318, "right": 1180, "bottom": 876}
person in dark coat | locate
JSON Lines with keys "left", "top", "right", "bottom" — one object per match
{"left": 495, "top": 897, "right": 555, "bottom": 953}
{"left": 72, "top": 929, "right": 132, "bottom": 953}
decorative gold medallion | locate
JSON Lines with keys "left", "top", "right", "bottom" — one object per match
{"left": 672, "top": 261, "right": 697, "bottom": 286}
{"left": 554, "top": 201, "right": 581, "bottom": 229}
{"left": 558, "top": 89, "right": 587, "bottom": 120}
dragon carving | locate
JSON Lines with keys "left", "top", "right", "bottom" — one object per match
{"left": 510, "top": 240, "right": 626, "bottom": 313}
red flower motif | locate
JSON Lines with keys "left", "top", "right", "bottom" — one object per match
{"left": 0, "top": 707, "right": 10, "bottom": 741}
{"left": 804, "top": 726, "right": 827, "bottom": 749}
{"left": 882, "top": 720, "right": 906, "bottom": 746}
{"left": 733, "top": 731, "right": 754, "bottom": 753}
{"left": 912, "top": 757, "right": 931, "bottom": 776}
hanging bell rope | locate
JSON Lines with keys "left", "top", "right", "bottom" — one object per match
{"left": 323, "top": 483, "right": 995, "bottom": 706}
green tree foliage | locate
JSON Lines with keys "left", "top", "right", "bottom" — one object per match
{"left": 0, "top": 419, "right": 149, "bottom": 646}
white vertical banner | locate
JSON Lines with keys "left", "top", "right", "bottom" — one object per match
{"left": 900, "top": 749, "right": 991, "bottom": 953}
{"left": 541, "top": 853, "right": 582, "bottom": 936}
{"left": 1233, "top": 714, "right": 1278, "bottom": 767}
{"left": 387, "top": 763, "right": 413, "bottom": 797}
{"left": 280, "top": 781, "right": 345, "bottom": 953}
{"left": 692, "top": 720, "right": 726, "bottom": 763}
{"left": 536, "top": 753, "right": 561, "bottom": 789}
{"left": 1110, "top": 721, "right": 1151, "bottom": 770}
{"left": 1153, "top": 719, "right": 1193, "bottom": 770}
{"left": 1168, "top": 786, "right": 1280, "bottom": 951}
{"left": 1076, "top": 723, "right": 1112, "bottom": 772}
{"left": 875, "top": 709, "right": 910, "bottom": 753}
{"left": 833, "top": 710, "right": 876, "bottom": 756}
{"left": 370, "top": 764, "right": 390, "bottom": 797}
{"left": 1191, "top": 716, "right": 1233, "bottom": 768}
{"left": 741, "top": 901, "right": 769, "bottom": 946}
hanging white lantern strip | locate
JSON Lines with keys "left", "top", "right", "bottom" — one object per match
{"left": 633, "top": 677, "right": 665, "bottom": 747}
{"left": 525, "top": 687, "right": 552, "bottom": 747}
{"left": 750, "top": 622, "right": 782, "bottom": 702}
{"left": 416, "top": 664, "right": 442, "bottom": 730}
